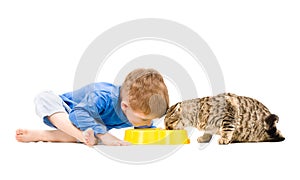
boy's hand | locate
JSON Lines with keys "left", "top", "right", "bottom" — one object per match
{"left": 97, "top": 133, "right": 131, "bottom": 146}
{"left": 82, "top": 128, "right": 98, "bottom": 147}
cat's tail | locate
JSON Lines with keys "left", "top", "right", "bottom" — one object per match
{"left": 264, "top": 114, "right": 285, "bottom": 142}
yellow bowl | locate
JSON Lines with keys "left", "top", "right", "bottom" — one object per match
{"left": 124, "top": 128, "right": 190, "bottom": 145}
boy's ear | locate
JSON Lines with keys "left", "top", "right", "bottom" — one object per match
{"left": 121, "top": 101, "right": 129, "bottom": 111}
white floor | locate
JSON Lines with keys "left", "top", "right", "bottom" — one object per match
{"left": 2, "top": 126, "right": 298, "bottom": 180}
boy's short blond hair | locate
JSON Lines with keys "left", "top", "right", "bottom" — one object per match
{"left": 121, "top": 68, "right": 169, "bottom": 118}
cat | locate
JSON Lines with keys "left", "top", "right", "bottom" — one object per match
{"left": 164, "top": 93, "right": 285, "bottom": 144}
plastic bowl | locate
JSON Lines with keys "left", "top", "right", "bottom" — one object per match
{"left": 124, "top": 128, "right": 190, "bottom": 145}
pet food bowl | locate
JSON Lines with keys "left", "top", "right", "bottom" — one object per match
{"left": 124, "top": 128, "right": 190, "bottom": 145}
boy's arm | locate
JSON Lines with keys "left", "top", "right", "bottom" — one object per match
{"left": 70, "top": 92, "right": 130, "bottom": 146}
{"left": 69, "top": 109, "right": 107, "bottom": 134}
{"left": 96, "top": 133, "right": 130, "bottom": 146}
{"left": 69, "top": 92, "right": 108, "bottom": 135}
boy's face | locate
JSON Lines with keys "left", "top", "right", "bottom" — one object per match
{"left": 121, "top": 102, "right": 154, "bottom": 127}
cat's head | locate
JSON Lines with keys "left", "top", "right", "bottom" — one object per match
{"left": 164, "top": 103, "right": 184, "bottom": 130}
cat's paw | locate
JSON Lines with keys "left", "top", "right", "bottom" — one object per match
{"left": 197, "top": 137, "right": 210, "bottom": 143}
{"left": 197, "top": 134, "right": 212, "bottom": 143}
{"left": 218, "top": 138, "right": 231, "bottom": 145}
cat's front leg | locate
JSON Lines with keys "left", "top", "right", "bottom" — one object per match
{"left": 219, "top": 119, "right": 235, "bottom": 145}
{"left": 197, "top": 128, "right": 216, "bottom": 143}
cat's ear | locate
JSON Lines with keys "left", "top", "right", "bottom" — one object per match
{"left": 167, "top": 103, "right": 180, "bottom": 114}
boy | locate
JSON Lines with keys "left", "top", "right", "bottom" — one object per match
{"left": 16, "top": 68, "right": 169, "bottom": 146}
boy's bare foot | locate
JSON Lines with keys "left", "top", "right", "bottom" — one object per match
{"left": 16, "top": 129, "right": 78, "bottom": 143}
{"left": 82, "top": 128, "right": 97, "bottom": 147}
{"left": 16, "top": 129, "right": 42, "bottom": 142}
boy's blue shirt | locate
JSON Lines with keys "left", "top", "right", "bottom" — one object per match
{"left": 59, "top": 82, "right": 133, "bottom": 134}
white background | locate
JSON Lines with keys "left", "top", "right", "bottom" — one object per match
{"left": 1, "top": 0, "right": 299, "bottom": 179}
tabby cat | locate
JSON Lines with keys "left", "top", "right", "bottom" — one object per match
{"left": 164, "top": 93, "right": 285, "bottom": 144}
